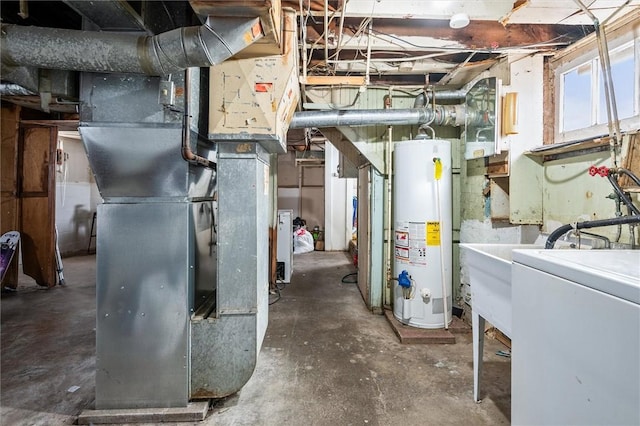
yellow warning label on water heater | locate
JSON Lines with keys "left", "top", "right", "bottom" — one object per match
{"left": 426, "top": 222, "right": 440, "bottom": 246}
{"left": 434, "top": 158, "right": 443, "bottom": 180}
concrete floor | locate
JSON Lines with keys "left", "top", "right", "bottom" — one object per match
{"left": 1, "top": 251, "right": 511, "bottom": 425}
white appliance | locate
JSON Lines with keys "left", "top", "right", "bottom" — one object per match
{"left": 393, "top": 139, "right": 452, "bottom": 329}
{"left": 511, "top": 249, "right": 640, "bottom": 426}
{"left": 460, "top": 243, "right": 542, "bottom": 402}
{"left": 276, "top": 209, "right": 293, "bottom": 283}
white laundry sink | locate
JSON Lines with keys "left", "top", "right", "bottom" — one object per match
{"left": 460, "top": 243, "right": 542, "bottom": 402}
{"left": 462, "top": 244, "right": 541, "bottom": 336}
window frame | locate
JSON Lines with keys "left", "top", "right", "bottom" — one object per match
{"left": 552, "top": 18, "right": 640, "bottom": 145}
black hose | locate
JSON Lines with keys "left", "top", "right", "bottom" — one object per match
{"left": 269, "top": 287, "right": 281, "bottom": 305}
{"left": 341, "top": 272, "right": 358, "bottom": 284}
{"left": 269, "top": 280, "right": 287, "bottom": 305}
{"left": 607, "top": 174, "right": 640, "bottom": 215}
{"left": 617, "top": 168, "right": 640, "bottom": 187}
{"left": 546, "top": 215, "right": 640, "bottom": 249}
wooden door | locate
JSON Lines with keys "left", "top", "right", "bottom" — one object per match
{"left": 357, "top": 166, "right": 370, "bottom": 304}
{"left": 1, "top": 104, "right": 21, "bottom": 288}
{"left": 19, "top": 125, "right": 57, "bottom": 287}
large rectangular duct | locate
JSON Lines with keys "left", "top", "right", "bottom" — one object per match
{"left": 79, "top": 69, "right": 218, "bottom": 409}
{"left": 81, "top": 67, "right": 272, "bottom": 408}
{"left": 190, "top": 0, "right": 283, "bottom": 57}
{"left": 73, "top": 7, "right": 285, "bottom": 411}
{"left": 208, "top": 8, "right": 299, "bottom": 153}
{"left": 4, "top": 0, "right": 287, "bottom": 413}
{"left": 191, "top": 142, "right": 270, "bottom": 398}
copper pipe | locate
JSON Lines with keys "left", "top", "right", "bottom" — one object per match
{"left": 182, "top": 68, "right": 216, "bottom": 170}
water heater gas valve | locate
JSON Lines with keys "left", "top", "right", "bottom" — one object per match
{"left": 398, "top": 270, "right": 411, "bottom": 288}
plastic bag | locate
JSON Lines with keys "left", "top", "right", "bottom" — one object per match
{"left": 293, "top": 228, "right": 314, "bottom": 254}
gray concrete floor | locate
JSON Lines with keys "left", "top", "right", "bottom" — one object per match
{"left": 1, "top": 251, "right": 511, "bottom": 425}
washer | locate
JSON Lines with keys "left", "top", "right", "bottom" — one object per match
{"left": 511, "top": 249, "right": 640, "bottom": 426}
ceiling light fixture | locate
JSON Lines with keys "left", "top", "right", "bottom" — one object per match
{"left": 449, "top": 13, "right": 470, "bottom": 29}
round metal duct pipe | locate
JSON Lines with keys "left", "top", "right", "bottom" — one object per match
{"left": 289, "top": 108, "right": 435, "bottom": 129}
{"left": 413, "top": 90, "right": 466, "bottom": 107}
{"left": 0, "top": 17, "right": 263, "bottom": 76}
{"left": 0, "top": 83, "right": 35, "bottom": 96}
{"left": 289, "top": 104, "right": 466, "bottom": 129}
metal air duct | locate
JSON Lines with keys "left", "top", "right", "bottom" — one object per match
{"left": 0, "top": 83, "right": 35, "bottom": 96}
{"left": 289, "top": 104, "right": 466, "bottom": 129}
{"left": 0, "top": 17, "right": 264, "bottom": 76}
{"left": 414, "top": 90, "right": 467, "bottom": 107}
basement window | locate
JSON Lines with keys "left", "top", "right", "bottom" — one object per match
{"left": 553, "top": 22, "right": 640, "bottom": 145}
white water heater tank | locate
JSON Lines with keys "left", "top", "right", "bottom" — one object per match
{"left": 393, "top": 138, "right": 452, "bottom": 329}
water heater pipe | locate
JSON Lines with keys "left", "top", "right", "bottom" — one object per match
{"left": 384, "top": 90, "right": 393, "bottom": 307}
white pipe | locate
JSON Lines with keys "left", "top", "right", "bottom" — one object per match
{"left": 364, "top": 20, "right": 373, "bottom": 86}
{"left": 335, "top": 0, "right": 349, "bottom": 64}
{"left": 300, "top": 0, "right": 308, "bottom": 82}
{"left": 298, "top": 164, "right": 303, "bottom": 220}
{"left": 435, "top": 173, "right": 449, "bottom": 330}
{"left": 324, "top": 0, "right": 329, "bottom": 68}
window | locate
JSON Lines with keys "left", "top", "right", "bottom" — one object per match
{"left": 554, "top": 24, "right": 640, "bottom": 144}
{"left": 561, "top": 62, "right": 593, "bottom": 132}
{"left": 597, "top": 43, "right": 636, "bottom": 124}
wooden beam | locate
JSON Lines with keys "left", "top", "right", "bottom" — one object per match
{"left": 300, "top": 75, "right": 366, "bottom": 85}
{"left": 542, "top": 56, "right": 556, "bottom": 145}
{"left": 20, "top": 119, "right": 78, "bottom": 130}
{"left": 307, "top": 18, "right": 590, "bottom": 51}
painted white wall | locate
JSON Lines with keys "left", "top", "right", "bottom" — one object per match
{"left": 458, "top": 55, "right": 546, "bottom": 306}
{"left": 55, "top": 134, "right": 101, "bottom": 255}
{"left": 278, "top": 187, "right": 301, "bottom": 219}
{"left": 324, "top": 142, "right": 357, "bottom": 251}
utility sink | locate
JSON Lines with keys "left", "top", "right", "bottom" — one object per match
{"left": 460, "top": 243, "right": 542, "bottom": 402}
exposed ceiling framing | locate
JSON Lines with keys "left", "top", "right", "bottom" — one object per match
{"left": 1, "top": 0, "right": 639, "bottom": 144}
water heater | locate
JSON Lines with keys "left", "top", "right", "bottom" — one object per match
{"left": 393, "top": 139, "right": 452, "bottom": 328}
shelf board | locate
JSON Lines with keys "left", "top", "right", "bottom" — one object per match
{"left": 525, "top": 137, "right": 612, "bottom": 162}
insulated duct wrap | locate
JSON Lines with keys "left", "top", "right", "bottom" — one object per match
{"left": 0, "top": 18, "right": 264, "bottom": 76}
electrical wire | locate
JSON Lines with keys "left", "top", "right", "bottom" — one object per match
{"left": 313, "top": 23, "right": 580, "bottom": 74}
{"left": 367, "top": 27, "right": 576, "bottom": 53}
